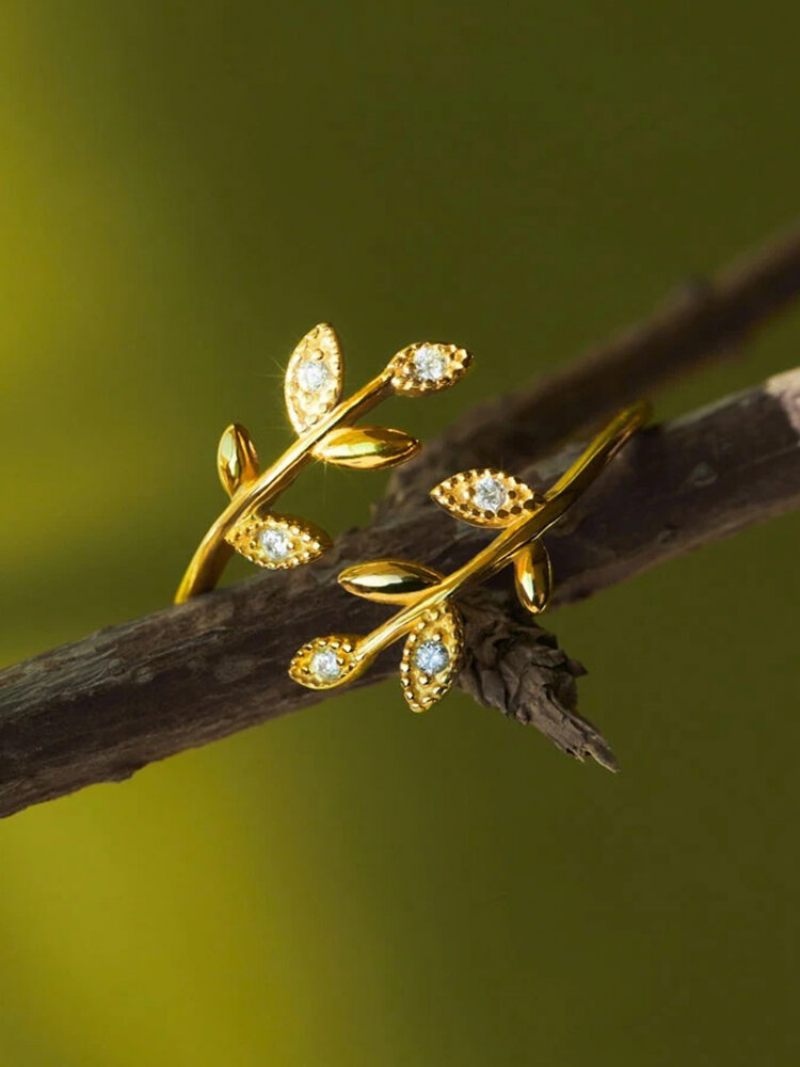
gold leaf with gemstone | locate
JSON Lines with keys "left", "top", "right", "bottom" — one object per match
{"left": 313, "top": 425, "right": 420, "bottom": 470}
{"left": 430, "top": 468, "right": 537, "bottom": 528}
{"left": 225, "top": 511, "right": 331, "bottom": 570}
{"left": 400, "top": 604, "right": 464, "bottom": 712}
{"left": 289, "top": 635, "right": 366, "bottom": 690}
{"left": 339, "top": 559, "right": 443, "bottom": 604}
{"left": 387, "top": 342, "right": 472, "bottom": 396}
{"left": 284, "top": 323, "right": 344, "bottom": 434}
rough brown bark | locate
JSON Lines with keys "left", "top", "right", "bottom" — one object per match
{"left": 384, "top": 222, "right": 800, "bottom": 510}
{"left": 2, "top": 370, "right": 799, "bottom": 818}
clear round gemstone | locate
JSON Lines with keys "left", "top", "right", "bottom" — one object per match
{"left": 259, "top": 527, "right": 293, "bottom": 561}
{"left": 414, "top": 638, "right": 450, "bottom": 675}
{"left": 310, "top": 649, "right": 341, "bottom": 681}
{"left": 296, "top": 359, "right": 329, "bottom": 392}
{"left": 473, "top": 476, "right": 508, "bottom": 513}
{"left": 413, "top": 345, "right": 447, "bottom": 382}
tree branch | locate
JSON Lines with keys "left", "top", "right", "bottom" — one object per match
{"left": 2, "top": 369, "right": 799, "bottom": 817}
{"left": 5, "top": 224, "right": 800, "bottom": 816}
{"left": 384, "top": 222, "right": 800, "bottom": 509}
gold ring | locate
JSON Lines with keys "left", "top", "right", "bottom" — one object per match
{"left": 289, "top": 401, "right": 650, "bottom": 711}
{"left": 175, "top": 323, "right": 473, "bottom": 603}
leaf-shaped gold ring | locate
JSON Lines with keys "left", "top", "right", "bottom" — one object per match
{"left": 175, "top": 323, "right": 474, "bottom": 603}
{"left": 289, "top": 401, "right": 651, "bottom": 713}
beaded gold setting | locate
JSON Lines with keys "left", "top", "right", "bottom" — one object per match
{"left": 399, "top": 605, "right": 465, "bottom": 713}
{"left": 284, "top": 324, "right": 343, "bottom": 433}
{"left": 389, "top": 342, "right": 472, "bottom": 396}
{"left": 225, "top": 512, "right": 331, "bottom": 571}
{"left": 430, "top": 468, "right": 538, "bottom": 528}
{"left": 288, "top": 635, "right": 366, "bottom": 690}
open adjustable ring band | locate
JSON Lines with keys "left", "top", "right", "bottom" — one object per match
{"left": 289, "top": 401, "right": 651, "bottom": 711}
{"left": 175, "top": 323, "right": 472, "bottom": 604}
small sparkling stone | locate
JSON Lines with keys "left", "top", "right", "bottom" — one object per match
{"left": 473, "top": 476, "right": 508, "bottom": 513}
{"left": 310, "top": 649, "right": 341, "bottom": 681}
{"left": 297, "top": 359, "right": 329, "bottom": 392}
{"left": 413, "top": 346, "right": 447, "bottom": 382}
{"left": 414, "top": 639, "right": 450, "bottom": 675}
{"left": 259, "top": 527, "right": 292, "bottom": 561}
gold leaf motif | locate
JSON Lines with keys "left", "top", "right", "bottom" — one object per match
{"left": 312, "top": 425, "right": 420, "bottom": 469}
{"left": 339, "top": 558, "right": 443, "bottom": 604}
{"left": 225, "top": 511, "right": 331, "bottom": 570}
{"left": 400, "top": 604, "right": 464, "bottom": 712}
{"left": 387, "top": 342, "right": 472, "bottom": 396}
{"left": 284, "top": 323, "right": 344, "bottom": 434}
{"left": 217, "top": 423, "right": 259, "bottom": 497}
{"left": 513, "top": 541, "right": 553, "bottom": 614}
{"left": 430, "top": 469, "right": 537, "bottom": 528}
{"left": 289, "top": 634, "right": 367, "bottom": 690}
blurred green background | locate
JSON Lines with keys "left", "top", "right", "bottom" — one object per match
{"left": 2, "top": 3, "right": 800, "bottom": 1065}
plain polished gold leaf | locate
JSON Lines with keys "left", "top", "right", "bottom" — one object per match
{"left": 284, "top": 323, "right": 344, "bottom": 434}
{"left": 387, "top": 342, "right": 472, "bottom": 396}
{"left": 430, "top": 468, "right": 537, "bottom": 528}
{"left": 313, "top": 425, "right": 420, "bottom": 469}
{"left": 225, "top": 511, "right": 332, "bottom": 570}
{"left": 514, "top": 541, "right": 553, "bottom": 614}
{"left": 338, "top": 558, "right": 443, "bottom": 604}
{"left": 217, "top": 423, "right": 259, "bottom": 497}
{"left": 289, "top": 634, "right": 368, "bottom": 690}
{"left": 400, "top": 604, "right": 464, "bottom": 713}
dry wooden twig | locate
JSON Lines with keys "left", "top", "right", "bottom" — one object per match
{"left": 384, "top": 222, "right": 800, "bottom": 509}
{"left": 1, "top": 369, "right": 799, "bottom": 817}
{"left": 4, "top": 224, "right": 800, "bottom": 817}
